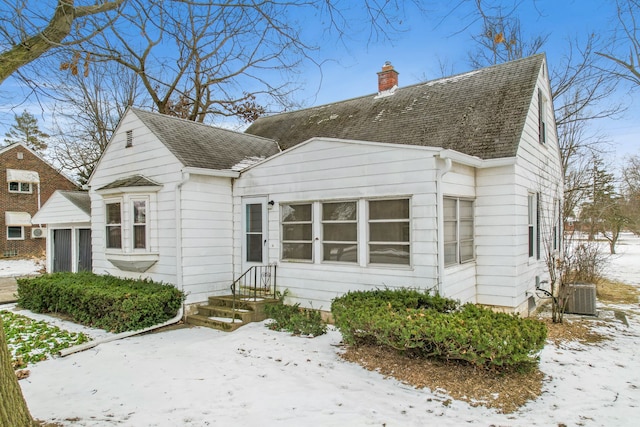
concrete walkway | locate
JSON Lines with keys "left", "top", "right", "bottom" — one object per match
{"left": 0, "top": 276, "right": 18, "bottom": 304}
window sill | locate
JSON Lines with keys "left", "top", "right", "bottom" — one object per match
{"left": 107, "top": 252, "right": 159, "bottom": 272}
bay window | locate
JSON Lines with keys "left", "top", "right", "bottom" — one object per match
{"left": 106, "top": 202, "right": 122, "bottom": 249}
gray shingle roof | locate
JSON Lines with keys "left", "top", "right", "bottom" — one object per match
{"left": 131, "top": 109, "right": 280, "bottom": 170}
{"left": 98, "top": 175, "right": 161, "bottom": 191}
{"left": 245, "top": 54, "right": 545, "bottom": 160}
{"left": 59, "top": 191, "right": 91, "bottom": 215}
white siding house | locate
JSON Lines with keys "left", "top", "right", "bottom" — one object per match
{"left": 86, "top": 109, "right": 279, "bottom": 305}
{"left": 243, "top": 53, "right": 563, "bottom": 314}
{"left": 38, "top": 53, "right": 561, "bottom": 317}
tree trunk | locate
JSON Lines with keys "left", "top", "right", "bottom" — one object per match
{"left": 0, "top": 316, "right": 38, "bottom": 426}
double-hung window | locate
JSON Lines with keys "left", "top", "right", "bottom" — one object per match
{"left": 322, "top": 201, "right": 357, "bottom": 263}
{"left": 444, "top": 197, "right": 474, "bottom": 266}
{"left": 106, "top": 202, "right": 122, "bottom": 249}
{"left": 528, "top": 193, "right": 541, "bottom": 259}
{"left": 281, "top": 203, "right": 313, "bottom": 261}
{"left": 538, "top": 89, "right": 547, "bottom": 145}
{"left": 368, "top": 199, "right": 410, "bottom": 265}
{"left": 132, "top": 199, "right": 147, "bottom": 249}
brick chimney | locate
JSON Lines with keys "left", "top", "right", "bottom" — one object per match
{"left": 377, "top": 61, "right": 399, "bottom": 93}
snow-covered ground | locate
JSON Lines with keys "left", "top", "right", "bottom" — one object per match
{"left": 0, "top": 257, "right": 43, "bottom": 277}
{"left": 2, "top": 233, "right": 639, "bottom": 426}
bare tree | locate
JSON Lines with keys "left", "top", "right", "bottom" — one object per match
{"left": 597, "top": 0, "right": 640, "bottom": 86}
{"left": 49, "top": 60, "right": 138, "bottom": 183}
{"left": 467, "top": 0, "right": 547, "bottom": 69}
{"left": 0, "top": 0, "right": 125, "bottom": 84}
{"left": 64, "top": 0, "right": 423, "bottom": 123}
{"left": 621, "top": 154, "right": 640, "bottom": 234}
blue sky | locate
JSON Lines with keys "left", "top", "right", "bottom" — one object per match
{"left": 1, "top": 0, "right": 637, "bottom": 164}
{"left": 293, "top": 0, "right": 638, "bottom": 163}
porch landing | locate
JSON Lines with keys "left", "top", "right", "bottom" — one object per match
{"left": 186, "top": 295, "right": 279, "bottom": 332}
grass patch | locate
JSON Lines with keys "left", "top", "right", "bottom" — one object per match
{"left": 596, "top": 278, "right": 640, "bottom": 304}
{"left": 543, "top": 317, "right": 610, "bottom": 346}
{"left": 1, "top": 310, "right": 90, "bottom": 370}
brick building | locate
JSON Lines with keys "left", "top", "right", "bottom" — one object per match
{"left": 1, "top": 143, "right": 78, "bottom": 258}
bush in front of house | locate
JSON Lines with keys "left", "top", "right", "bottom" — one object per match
{"left": 331, "top": 289, "right": 547, "bottom": 370}
{"left": 264, "top": 292, "right": 327, "bottom": 337}
{"left": 17, "top": 272, "right": 184, "bottom": 333}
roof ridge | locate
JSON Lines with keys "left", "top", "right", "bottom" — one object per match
{"left": 254, "top": 53, "right": 545, "bottom": 119}
{"left": 129, "top": 108, "right": 276, "bottom": 144}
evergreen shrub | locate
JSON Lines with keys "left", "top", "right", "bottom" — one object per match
{"left": 17, "top": 272, "right": 184, "bottom": 333}
{"left": 331, "top": 289, "right": 546, "bottom": 370}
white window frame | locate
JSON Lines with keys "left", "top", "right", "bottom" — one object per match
{"left": 105, "top": 195, "right": 154, "bottom": 253}
{"left": 281, "top": 203, "right": 313, "bottom": 262}
{"left": 367, "top": 198, "right": 411, "bottom": 266}
{"left": 131, "top": 197, "right": 149, "bottom": 251}
{"left": 444, "top": 197, "right": 475, "bottom": 267}
{"left": 6, "top": 226, "right": 24, "bottom": 240}
{"left": 322, "top": 200, "right": 358, "bottom": 264}
{"left": 8, "top": 181, "right": 32, "bottom": 194}
{"left": 528, "top": 193, "right": 541, "bottom": 259}
{"left": 538, "top": 89, "right": 547, "bottom": 145}
{"left": 105, "top": 199, "right": 123, "bottom": 249}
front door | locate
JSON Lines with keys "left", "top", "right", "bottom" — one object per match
{"left": 242, "top": 197, "right": 268, "bottom": 271}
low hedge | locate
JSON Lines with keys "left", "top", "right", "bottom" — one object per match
{"left": 17, "top": 272, "right": 184, "bottom": 333}
{"left": 331, "top": 289, "right": 547, "bottom": 370}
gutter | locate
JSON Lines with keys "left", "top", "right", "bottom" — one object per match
{"left": 435, "top": 153, "right": 452, "bottom": 295}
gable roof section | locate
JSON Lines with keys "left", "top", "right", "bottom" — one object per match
{"left": 246, "top": 54, "right": 545, "bottom": 160}
{"left": 58, "top": 191, "right": 91, "bottom": 215}
{"left": 0, "top": 142, "right": 77, "bottom": 186}
{"left": 131, "top": 109, "right": 280, "bottom": 170}
{"left": 97, "top": 175, "right": 160, "bottom": 191}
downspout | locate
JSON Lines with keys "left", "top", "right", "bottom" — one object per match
{"left": 436, "top": 155, "right": 452, "bottom": 295}
{"left": 59, "top": 172, "right": 191, "bottom": 357}
{"left": 175, "top": 170, "right": 190, "bottom": 308}
{"left": 59, "top": 310, "right": 185, "bottom": 357}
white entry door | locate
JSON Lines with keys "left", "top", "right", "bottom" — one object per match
{"left": 242, "top": 197, "right": 268, "bottom": 270}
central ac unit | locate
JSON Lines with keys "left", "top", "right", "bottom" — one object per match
{"left": 31, "top": 227, "right": 46, "bottom": 238}
{"left": 566, "top": 283, "right": 597, "bottom": 316}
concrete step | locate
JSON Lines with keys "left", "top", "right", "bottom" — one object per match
{"left": 196, "top": 305, "right": 254, "bottom": 323}
{"left": 186, "top": 314, "right": 245, "bottom": 332}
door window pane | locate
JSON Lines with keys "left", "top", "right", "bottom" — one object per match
{"left": 246, "top": 203, "right": 263, "bottom": 262}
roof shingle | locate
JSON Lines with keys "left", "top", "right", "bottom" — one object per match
{"left": 245, "top": 54, "right": 545, "bottom": 160}
{"left": 131, "top": 109, "right": 280, "bottom": 170}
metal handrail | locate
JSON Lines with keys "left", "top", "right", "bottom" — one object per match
{"left": 229, "top": 264, "right": 277, "bottom": 323}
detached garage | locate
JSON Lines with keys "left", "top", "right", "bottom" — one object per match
{"left": 31, "top": 191, "right": 92, "bottom": 273}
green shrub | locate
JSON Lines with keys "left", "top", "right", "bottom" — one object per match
{"left": 265, "top": 293, "right": 327, "bottom": 337}
{"left": 17, "top": 272, "right": 184, "bottom": 333}
{"left": 331, "top": 289, "right": 546, "bottom": 370}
